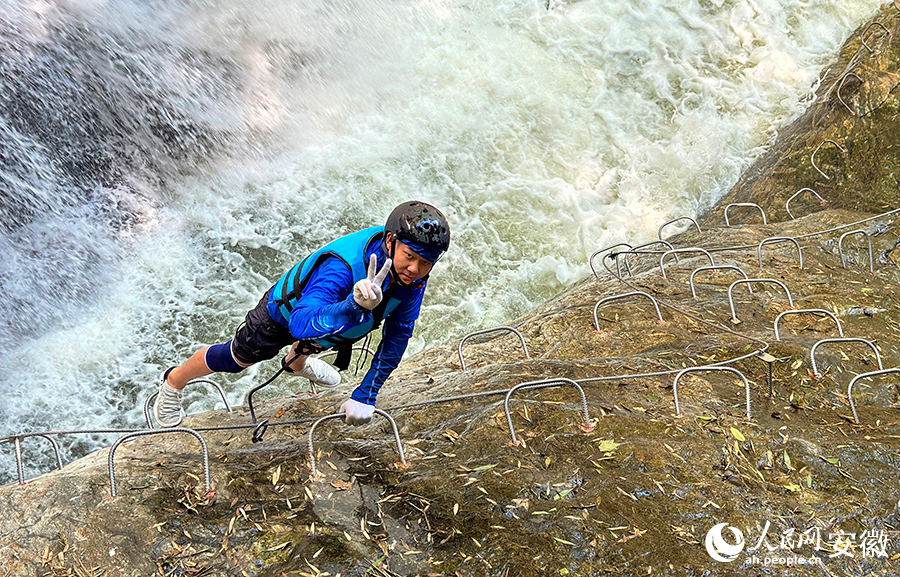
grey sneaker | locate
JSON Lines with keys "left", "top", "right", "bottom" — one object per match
{"left": 153, "top": 368, "right": 184, "bottom": 427}
{"left": 298, "top": 357, "right": 340, "bottom": 387}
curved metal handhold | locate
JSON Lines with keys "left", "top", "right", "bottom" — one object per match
{"left": 308, "top": 409, "right": 406, "bottom": 476}
{"left": 724, "top": 203, "right": 767, "bottom": 226}
{"left": 773, "top": 309, "right": 844, "bottom": 341}
{"left": 861, "top": 22, "right": 891, "bottom": 54}
{"left": 458, "top": 326, "right": 531, "bottom": 372}
{"left": 838, "top": 230, "right": 875, "bottom": 273}
{"left": 757, "top": 236, "right": 804, "bottom": 269}
{"left": 504, "top": 378, "right": 592, "bottom": 446}
{"left": 145, "top": 378, "right": 233, "bottom": 428}
{"left": 108, "top": 428, "right": 211, "bottom": 497}
{"left": 848, "top": 368, "right": 900, "bottom": 424}
{"left": 785, "top": 188, "right": 825, "bottom": 219}
{"left": 728, "top": 279, "right": 794, "bottom": 322}
{"left": 689, "top": 265, "right": 751, "bottom": 299}
{"left": 659, "top": 248, "right": 715, "bottom": 278}
{"left": 658, "top": 217, "right": 701, "bottom": 241}
{"left": 593, "top": 291, "right": 664, "bottom": 331}
{"left": 672, "top": 366, "right": 752, "bottom": 421}
{"left": 810, "top": 338, "right": 883, "bottom": 379}
{"left": 589, "top": 243, "right": 634, "bottom": 279}
{"left": 837, "top": 73, "right": 863, "bottom": 115}
{"left": 6, "top": 433, "right": 64, "bottom": 485}
{"left": 811, "top": 139, "right": 846, "bottom": 180}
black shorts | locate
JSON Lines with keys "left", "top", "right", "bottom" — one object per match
{"left": 231, "top": 291, "right": 323, "bottom": 365}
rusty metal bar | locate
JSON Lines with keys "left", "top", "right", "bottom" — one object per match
{"left": 658, "top": 217, "right": 701, "bottom": 241}
{"left": 861, "top": 22, "right": 891, "bottom": 54}
{"left": 108, "top": 428, "right": 211, "bottom": 497}
{"left": 838, "top": 229, "right": 875, "bottom": 273}
{"left": 590, "top": 243, "right": 633, "bottom": 278}
{"left": 785, "top": 188, "right": 825, "bottom": 219}
{"left": 593, "top": 291, "right": 664, "bottom": 331}
{"left": 659, "top": 247, "right": 715, "bottom": 278}
{"left": 504, "top": 378, "right": 593, "bottom": 446}
{"left": 724, "top": 203, "right": 767, "bottom": 226}
{"left": 810, "top": 338, "right": 883, "bottom": 378}
{"left": 728, "top": 279, "right": 794, "bottom": 322}
{"left": 13, "top": 437, "right": 23, "bottom": 485}
{"left": 773, "top": 309, "right": 843, "bottom": 341}
{"left": 308, "top": 409, "right": 406, "bottom": 476}
{"left": 458, "top": 326, "right": 530, "bottom": 372}
{"left": 673, "top": 366, "right": 752, "bottom": 420}
{"left": 5, "top": 433, "right": 64, "bottom": 485}
{"left": 811, "top": 139, "right": 846, "bottom": 180}
{"left": 689, "top": 265, "right": 751, "bottom": 298}
{"left": 848, "top": 367, "right": 900, "bottom": 424}
{"left": 837, "top": 73, "right": 863, "bottom": 115}
{"left": 757, "top": 236, "right": 804, "bottom": 269}
{"left": 145, "top": 378, "right": 232, "bottom": 428}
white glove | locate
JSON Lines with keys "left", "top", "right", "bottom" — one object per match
{"left": 353, "top": 254, "right": 392, "bottom": 310}
{"left": 340, "top": 398, "right": 375, "bottom": 426}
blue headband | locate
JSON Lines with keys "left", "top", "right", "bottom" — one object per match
{"left": 402, "top": 239, "right": 444, "bottom": 264}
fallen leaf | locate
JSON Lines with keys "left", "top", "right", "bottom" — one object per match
{"left": 330, "top": 479, "right": 353, "bottom": 490}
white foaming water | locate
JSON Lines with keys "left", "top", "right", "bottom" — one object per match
{"left": 0, "top": 0, "right": 884, "bottom": 478}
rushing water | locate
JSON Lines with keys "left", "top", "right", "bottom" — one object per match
{"left": 0, "top": 0, "right": 885, "bottom": 479}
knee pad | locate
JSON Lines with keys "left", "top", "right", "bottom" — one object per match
{"left": 205, "top": 341, "right": 244, "bottom": 373}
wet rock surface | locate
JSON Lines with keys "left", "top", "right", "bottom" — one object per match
{"left": 7, "top": 6, "right": 900, "bottom": 577}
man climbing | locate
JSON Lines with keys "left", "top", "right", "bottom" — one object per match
{"left": 154, "top": 201, "right": 450, "bottom": 428}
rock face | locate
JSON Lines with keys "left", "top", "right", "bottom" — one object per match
{"left": 6, "top": 6, "right": 900, "bottom": 577}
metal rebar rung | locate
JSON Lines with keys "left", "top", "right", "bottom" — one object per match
{"left": 658, "top": 217, "right": 701, "bottom": 241}
{"left": 848, "top": 367, "right": 900, "bottom": 424}
{"left": 108, "top": 428, "right": 211, "bottom": 498}
{"left": 811, "top": 139, "right": 846, "bottom": 180}
{"left": 810, "top": 338, "right": 883, "bottom": 378}
{"left": 504, "top": 379, "right": 593, "bottom": 446}
{"left": 689, "top": 265, "right": 751, "bottom": 299}
{"left": 458, "top": 326, "right": 530, "bottom": 372}
{"left": 590, "top": 243, "right": 633, "bottom": 279}
{"left": 5, "top": 433, "right": 64, "bottom": 485}
{"left": 673, "top": 366, "right": 752, "bottom": 421}
{"left": 307, "top": 409, "right": 406, "bottom": 476}
{"left": 838, "top": 230, "right": 875, "bottom": 273}
{"left": 659, "top": 248, "right": 715, "bottom": 278}
{"left": 773, "top": 309, "right": 843, "bottom": 341}
{"left": 837, "top": 73, "right": 863, "bottom": 115}
{"left": 724, "top": 203, "right": 767, "bottom": 226}
{"left": 727, "top": 278, "right": 794, "bottom": 322}
{"left": 785, "top": 188, "right": 825, "bottom": 220}
{"left": 861, "top": 22, "right": 891, "bottom": 54}
{"left": 757, "top": 236, "right": 803, "bottom": 270}
{"left": 593, "top": 291, "right": 664, "bottom": 331}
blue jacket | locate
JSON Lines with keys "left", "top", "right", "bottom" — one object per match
{"left": 266, "top": 227, "right": 426, "bottom": 405}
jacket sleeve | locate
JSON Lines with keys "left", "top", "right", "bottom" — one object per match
{"left": 351, "top": 285, "right": 425, "bottom": 406}
{"left": 286, "top": 258, "right": 370, "bottom": 340}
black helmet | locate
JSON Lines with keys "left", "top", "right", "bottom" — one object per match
{"left": 384, "top": 201, "right": 450, "bottom": 263}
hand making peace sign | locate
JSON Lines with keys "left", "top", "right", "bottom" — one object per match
{"left": 352, "top": 254, "right": 392, "bottom": 310}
